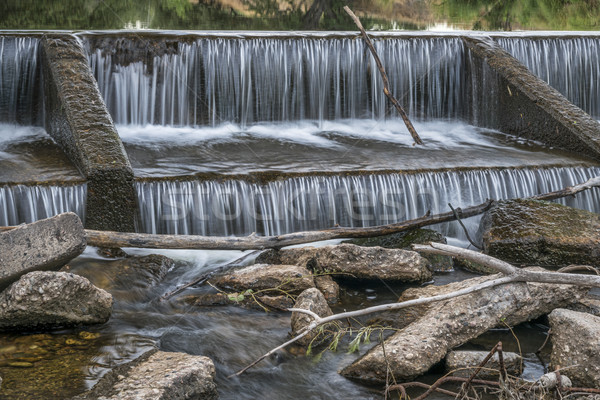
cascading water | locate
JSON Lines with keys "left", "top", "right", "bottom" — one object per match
{"left": 136, "top": 166, "right": 600, "bottom": 239}
{"left": 87, "top": 36, "right": 470, "bottom": 126}
{"left": 0, "top": 36, "right": 43, "bottom": 125}
{"left": 497, "top": 37, "right": 600, "bottom": 118}
{"left": 0, "top": 183, "right": 86, "bottom": 226}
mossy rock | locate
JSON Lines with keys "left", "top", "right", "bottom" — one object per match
{"left": 347, "top": 229, "right": 453, "bottom": 272}
{"left": 480, "top": 199, "right": 600, "bottom": 267}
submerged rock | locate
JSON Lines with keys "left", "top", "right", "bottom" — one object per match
{"left": 0, "top": 271, "right": 112, "bottom": 331}
{"left": 347, "top": 229, "right": 453, "bottom": 272}
{"left": 290, "top": 288, "right": 333, "bottom": 347}
{"left": 445, "top": 350, "right": 522, "bottom": 379}
{"left": 211, "top": 264, "right": 314, "bottom": 295}
{"left": 183, "top": 292, "right": 294, "bottom": 311}
{"left": 256, "top": 244, "right": 432, "bottom": 282}
{"left": 0, "top": 212, "right": 86, "bottom": 291}
{"left": 340, "top": 269, "right": 586, "bottom": 383}
{"left": 549, "top": 308, "right": 600, "bottom": 388}
{"left": 479, "top": 199, "right": 600, "bottom": 267}
{"left": 75, "top": 349, "right": 217, "bottom": 400}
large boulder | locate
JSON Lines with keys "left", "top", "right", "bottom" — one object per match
{"left": 479, "top": 199, "right": 600, "bottom": 267}
{"left": 340, "top": 269, "right": 587, "bottom": 383}
{"left": 74, "top": 350, "right": 218, "bottom": 399}
{"left": 0, "top": 212, "right": 86, "bottom": 291}
{"left": 256, "top": 244, "right": 431, "bottom": 282}
{"left": 549, "top": 308, "right": 600, "bottom": 387}
{"left": 290, "top": 288, "right": 333, "bottom": 347}
{"left": 210, "top": 264, "right": 314, "bottom": 295}
{"left": 0, "top": 271, "right": 112, "bottom": 331}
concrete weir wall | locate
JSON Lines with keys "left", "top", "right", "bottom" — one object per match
{"left": 41, "top": 34, "right": 136, "bottom": 232}
{"left": 464, "top": 36, "right": 600, "bottom": 160}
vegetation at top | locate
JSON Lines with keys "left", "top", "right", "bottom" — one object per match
{"left": 1, "top": 0, "right": 599, "bottom": 30}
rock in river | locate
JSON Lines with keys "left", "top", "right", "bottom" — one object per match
{"left": 479, "top": 199, "right": 600, "bottom": 267}
{"left": 256, "top": 244, "right": 432, "bottom": 282}
{"left": 74, "top": 349, "right": 218, "bottom": 399}
{"left": 549, "top": 308, "right": 600, "bottom": 388}
{"left": 291, "top": 288, "right": 333, "bottom": 347}
{"left": 0, "top": 212, "right": 86, "bottom": 291}
{"left": 0, "top": 271, "right": 112, "bottom": 331}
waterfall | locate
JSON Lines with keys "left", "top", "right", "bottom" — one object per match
{"left": 0, "top": 184, "right": 87, "bottom": 226}
{"left": 0, "top": 36, "right": 43, "bottom": 125}
{"left": 497, "top": 37, "right": 600, "bottom": 118}
{"left": 135, "top": 166, "right": 600, "bottom": 238}
{"left": 87, "top": 36, "right": 468, "bottom": 126}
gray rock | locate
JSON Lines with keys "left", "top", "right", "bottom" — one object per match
{"left": 291, "top": 288, "right": 333, "bottom": 347}
{"left": 479, "top": 199, "right": 600, "bottom": 267}
{"left": 211, "top": 263, "right": 314, "bottom": 295}
{"left": 0, "top": 212, "right": 86, "bottom": 291}
{"left": 549, "top": 308, "right": 600, "bottom": 388}
{"left": 314, "top": 274, "right": 339, "bottom": 305}
{"left": 340, "top": 269, "right": 587, "bottom": 383}
{"left": 445, "top": 350, "right": 522, "bottom": 379}
{"left": 0, "top": 271, "right": 112, "bottom": 331}
{"left": 566, "top": 295, "right": 600, "bottom": 317}
{"left": 347, "top": 229, "right": 453, "bottom": 272}
{"left": 256, "top": 244, "right": 431, "bottom": 282}
{"left": 75, "top": 349, "right": 217, "bottom": 400}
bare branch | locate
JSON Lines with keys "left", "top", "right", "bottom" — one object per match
{"left": 343, "top": 6, "right": 424, "bottom": 146}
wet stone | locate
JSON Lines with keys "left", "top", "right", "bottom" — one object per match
{"left": 313, "top": 274, "right": 339, "bottom": 305}
{"left": 0, "top": 271, "right": 112, "bottom": 331}
{"left": 479, "top": 199, "right": 600, "bottom": 267}
{"left": 74, "top": 350, "right": 218, "bottom": 400}
{"left": 347, "top": 229, "right": 454, "bottom": 272}
{"left": 549, "top": 308, "right": 600, "bottom": 388}
{"left": 256, "top": 244, "right": 432, "bottom": 282}
{"left": 290, "top": 288, "right": 333, "bottom": 347}
{"left": 0, "top": 212, "right": 86, "bottom": 291}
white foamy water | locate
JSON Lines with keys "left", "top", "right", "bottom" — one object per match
{"left": 117, "top": 119, "right": 534, "bottom": 150}
{"left": 0, "top": 123, "right": 47, "bottom": 147}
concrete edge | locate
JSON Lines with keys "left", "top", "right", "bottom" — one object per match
{"left": 40, "top": 33, "right": 137, "bottom": 231}
{"left": 463, "top": 35, "right": 600, "bottom": 160}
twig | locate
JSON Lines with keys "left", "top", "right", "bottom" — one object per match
{"left": 460, "top": 342, "right": 504, "bottom": 396}
{"left": 343, "top": 6, "right": 424, "bottom": 146}
{"left": 448, "top": 203, "right": 482, "bottom": 250}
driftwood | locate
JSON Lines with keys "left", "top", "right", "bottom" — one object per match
{"left": 343, "top": 6, "right": 424, "bottom": 146}
{"left": 231, "top": 242, "right": 600, "bottom": 377}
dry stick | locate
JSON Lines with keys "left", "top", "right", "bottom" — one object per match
{"left": 232, "top": 241, "right": 600, "bottom": 377}
{"left": 343, "top": 6, "right": 424, "bottom": 146}
{"left": 83, "top": 199, "right": 494, "bottom": 250}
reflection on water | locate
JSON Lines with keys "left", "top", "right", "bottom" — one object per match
{"left": 1, "top": 0, "right": 599, "bottom": 31}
